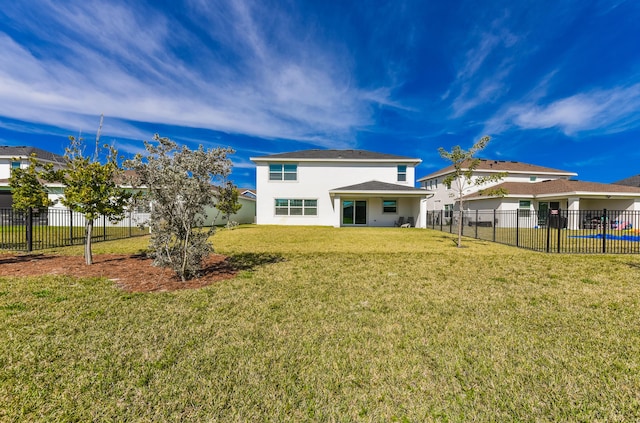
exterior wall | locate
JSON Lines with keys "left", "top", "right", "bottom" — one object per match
{"left": 0, "top": 158, "right": 20, "bottom": 179}
{"left": 0, "top": 157, "right": 66, "bottom": 180}
{"left": 577, "top": 198, "right": 636, "bottom": 212}
{"left": 255, "top": 161, "right": 416, "bottom": 226}
{"left": 203, "top": 197, "right": 256, "bottom": 226}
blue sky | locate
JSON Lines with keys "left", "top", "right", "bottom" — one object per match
{"left": 1, "top": 0, "right": 639, "bottom": 188}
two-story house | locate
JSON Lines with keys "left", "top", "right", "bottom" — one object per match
{"left": 419, "top": 159, "right": 640, "bottom": 229}
{"left": 418, "top": 159, "right": 577, "bottom": 216}
{"left": 0, "top": 146, "right": 66, "bottom": 208}
{"left": 251, "top": 149, "right": 428, "bottom": 227}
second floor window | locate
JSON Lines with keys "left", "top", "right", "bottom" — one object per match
{"left": 397, "top": 165, "right": 407, "bottom": 182}
{"left": 269, "top": 164, "right": 297, "bottom": 181}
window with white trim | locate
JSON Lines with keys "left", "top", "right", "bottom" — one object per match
{"left": 269, "top": 164, "right": 297, "bottom": 181}
{"left": 397, "top": 165, "right": 407, "bottom": 182}
{"left": 519, "top": 200, "right": 531, "bottom": 217}
{"left": 275, "top": 199, "right": 317, "bottom": 216}
{"left": 382, "top": 199, "right": 397, "bottom": 213}
{"left": 444, "top": 204, "right": 453, "bottom": 218}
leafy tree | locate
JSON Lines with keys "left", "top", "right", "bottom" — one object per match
{"left": 215, "top": 181, "right": 242, "bottom": 228}
{"left": 45, "top": 136, "right": 133, "bottom": 265}
{"left": 8, "top": 153, "right": 53, "bottom": 211}
{"left": 125, "top": 134, "right": 234, "bottom": 281}
{"left": 438, "top": 135, "right": 507, "bottom": 248}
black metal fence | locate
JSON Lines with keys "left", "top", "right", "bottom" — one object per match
{"left": 0, "top": 207, "right": 150, "bottom": 252}
{"left": 426, "top": 209, "right": 640, "bottom": 254}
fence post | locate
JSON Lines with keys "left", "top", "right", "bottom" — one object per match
{"left": 475, "top": 209, "right": 479, "bottom": 239}
{"left": 602, "top": 209, "right": 607, "bottom": 253}
{"left": 103, "top": 215, "right": 107, "bottom": 241}
{"left": 492, "top": 209, "right": 496, "bottom": 242}
{"left": 26, "top": 207, "right": 33, "bottom": 252}
{"left": 69, "top": 209, "right": 73, "bottom": 245}
{"left": 439, "top": 210, "right": 443, "bottom": 231}
{"left": 516, "top": 209, "right": 520, "bottom": 247}
{"left": 557, "top": 209, "right": 562, "bottom": 253}
{"left": 546, "top": 209, "right": 551, "bottom": 253}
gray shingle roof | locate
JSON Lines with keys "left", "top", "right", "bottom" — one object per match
{"left": 0, "top": 146, "right": 65, "bottom": 163}
{"left": 613, "top": 174, "right": 640, "bottom": 187}
{"left": 419, "top": 159, "right": 576, "bottom": 181}
{"left": 330, "top": 180, "right": 427, "bottom": 193}
{"left": 252, "top": 149, "right": 419, "bottom": 161}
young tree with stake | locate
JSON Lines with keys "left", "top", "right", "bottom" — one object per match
{"left": 45, "top": 136, "right": 133, "bottom": 265}
{"left": 439, "top": 136, "right": 507, "bottom": 248}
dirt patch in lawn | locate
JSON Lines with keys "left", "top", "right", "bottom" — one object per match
{"left": 0, "top": 253, "right": 238, "bottom": 292}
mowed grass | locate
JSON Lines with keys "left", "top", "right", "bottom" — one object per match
{"left": 2, "top": 226, "right": 640, "bottom": 421}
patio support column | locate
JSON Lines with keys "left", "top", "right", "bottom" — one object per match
{"left": 333, "top": 195, "right": 341, "bottom": 228}
{"left": 418, "top": 197, "right": 427, "bottom": 228}
{"left": 567, "top": 197, "right": 580, "bottom": 230}
{"left": 632, "top": 200, "right": 640, "bottom": 230}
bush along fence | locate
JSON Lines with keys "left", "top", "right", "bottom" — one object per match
{"left": 0, "top": 207, "right": 150, "bottom": 252}
{"left": 426, "top": 209, "right": 640, "bottom": 254}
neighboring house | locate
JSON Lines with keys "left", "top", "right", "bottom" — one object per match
{"left": 118, "top": 171, "right": 255, "bottom": 227}
{"left": 203, "top": 188, "right": 256, "bottom": 226}
{"left": 419, "top": 158, "right": 640, "bottom": 229}
{"left": 614, "top": 174, "right": 640, "bottom": 188}
{"left": 251, "top": 149, "right": 428, "bottom": 227}
{"left": 0, "top": 146, "right": 66, "bottom": 208}
{"left": 240, "top": 189, "right": 256, "bottom": 199}
{"left": 418, "top": 159, "right": 577, "bottom": 216}
{"left": 1, "top": 145, "right": 254, "bottom": 227}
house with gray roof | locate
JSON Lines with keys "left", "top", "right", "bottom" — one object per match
{"left": 419, "top": 159, "right": 640, "bottom": 230}
{"left": 614, "top": 174, "right": 640, "bottom": 188}
{"left": 251, "top": 149, "right": 428, "bottom": 227}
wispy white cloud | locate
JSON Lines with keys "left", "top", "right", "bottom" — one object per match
{"left": 0, "top": 0, "right": 394, "bottom": 148}
{"left": 446, "top": 14, "right": 520, "bottom": 118}
{"left": 486, "top": 83, "right": 640, "bottom": 136}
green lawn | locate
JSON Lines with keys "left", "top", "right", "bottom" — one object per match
{"left": 2, "top": 226, "right": 640, "bottom": 421}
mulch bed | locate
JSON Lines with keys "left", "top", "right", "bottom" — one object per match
{"left": 0, "top": 253, "right": 238, "bottom": 292}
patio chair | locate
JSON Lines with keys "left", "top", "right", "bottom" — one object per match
{"left": 394, "top": 216, "right": 405, "bottom": 227}
{"left": 406, "top": 216, "right": 415, "bottom": 227}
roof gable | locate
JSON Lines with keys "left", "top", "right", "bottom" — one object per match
{"left": 330, "top": 180, "right": 426, "bottom": 193}
{"left": 613, "top": 174, "right": 640, "bottom": 187}
{"left": 0, "top": 146, "right": 65, "bottom": 163}
{"left": 419, "top": 159, "right": 576, "bottom": 181}
{"left": 251, "top": 149, "right": 420, "bottom": 163}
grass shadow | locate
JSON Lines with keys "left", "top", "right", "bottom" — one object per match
{"left": 225, "top": 252, "right": 286, "bottom": 271}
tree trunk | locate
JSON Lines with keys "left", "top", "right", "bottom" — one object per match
{"left": 457, "top": 198, "right": 464, "bottom": 248}
{"left": 85, "top": 220, "right": 93, "bottom": 265}
{"left": 180, "top": 228, "right": 189, "bottom": 282}
{"left": 457, "top": 211, "right": 463, "bottom": 247}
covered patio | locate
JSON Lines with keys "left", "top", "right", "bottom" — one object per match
{"left": 329, "top": 181, "right": 429, "bottom": 228}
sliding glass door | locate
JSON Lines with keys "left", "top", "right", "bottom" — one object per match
{"left": 342, "top": 200, "right": 367, "bottom": 225}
